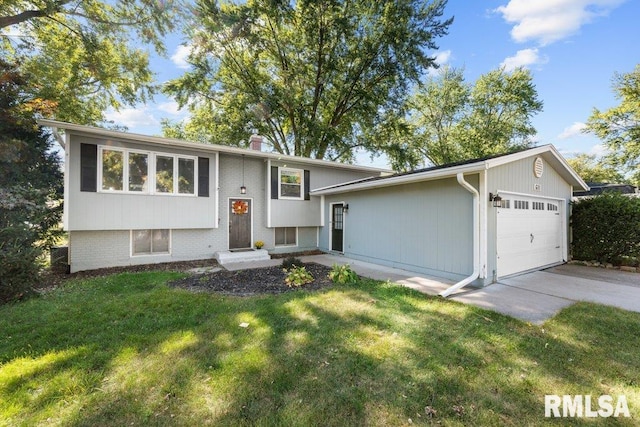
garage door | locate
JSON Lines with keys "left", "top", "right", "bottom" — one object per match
{"left": 497, "top": 195, "right": 564, "bottom": 278}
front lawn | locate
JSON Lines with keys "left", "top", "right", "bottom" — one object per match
{"left": 1, "top": 272, "right": 639, "bottom": 426}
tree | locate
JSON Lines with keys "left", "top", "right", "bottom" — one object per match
{"left": 586, "top": 65, "right": 640, "bottom": 186}
{"left": 566, "top": 154, "right": 624, "bottom": 184}
{"left": 402, "top": 66, "right": 543, "bottom": 169}
{"left": 0, "top": 60, "right": 63, "bottom": 302}
{"left": 1, "top": 0, "right": 178, "bottom": 124}
{"left": 165, "top": 0, "right": 452, "bottom": 161}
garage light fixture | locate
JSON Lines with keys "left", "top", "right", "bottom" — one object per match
{"left": 489, "top": 193, "right": 502, "bottom": 207}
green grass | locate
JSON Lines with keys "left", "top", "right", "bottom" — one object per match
{"left": 1, "top": 272, "right": 639, "bottom": 426}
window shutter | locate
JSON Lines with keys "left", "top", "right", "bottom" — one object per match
{"left": 80, "top": 143, "right": 97, "bottom": 192}
{"left": 271, "top": 166, "right": 279, "bottom": 199}
{"left": 304, "top": 170, "right": 310, "bottom": 200}
{"left": 198, "top": 157, "right": 209, "bottom": 197}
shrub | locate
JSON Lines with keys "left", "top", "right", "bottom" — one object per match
{"left": 284, "top": 266, "right": 314, "bottom": 287}
{"left": 328, "top": 264, "right": 359, "bottom": 285}
{"left": 571, "top": 193, "right": 640, "bottom": 265}
{"left": 0, "top": 229, "right": 42, "bottom": 303}
{"left": 281, "top": 256, "right": 303, "bottom": 270}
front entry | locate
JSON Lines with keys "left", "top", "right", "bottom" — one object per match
{"left": 331, "top": 203, "right": 344, "bottom": 252}
{"left": 229, "top": 198, "right": 252, "bottom": 249}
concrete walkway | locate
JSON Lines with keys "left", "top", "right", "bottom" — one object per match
{"left": 223, "top": 253, "right": 640, "bottom": 324}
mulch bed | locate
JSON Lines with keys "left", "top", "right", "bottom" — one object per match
{"left": 168, "top": 262, "right": 334, "bottom": 296}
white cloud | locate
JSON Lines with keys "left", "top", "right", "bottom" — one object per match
{"left": 105, "top": 107, "right": 158, "bottom": 128}
{"left": 495, "top": 0, "right": 626, "bottom": 45}
{"left": 171, "top": 44, "right": 193, "bottom": 69}
{"left": 500, "top": 48, "right": 548, "bottom": 71}
{"left": 157, "top": 101, "right": 183, "bottom": 116}
{"left": 588, "top": 143, "right": 608, "bottom": 157}
{"left": 428, "top": 49, "right": 453, "bottom": 76}
{"left": 558, "top": 121, "right": 587, "bottom": 139}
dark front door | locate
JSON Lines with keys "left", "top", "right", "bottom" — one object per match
{"left": 331, "top": 203, "right": 344, "bottom": 252}
{"left": 229, "top": 199, "right": 251, "bottom": 249}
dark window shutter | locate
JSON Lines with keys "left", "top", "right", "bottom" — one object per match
{"left": 80, "top": 143, "right": 97, "bottom": 192}
{"left": 304, "top": 170, "right": 310, "bottom": 200}
{"left": 198, "top": 157, "right": 209, "bottom": 197}
{"left": 271, "top": 166, "right": 279, "bottom": 199}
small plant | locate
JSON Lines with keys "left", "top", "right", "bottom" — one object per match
{"left": 284, "top": 265, "right": 314, "bottom": 287}
{"left": 254, "top": 240, "right": 264, "bottom": 249}
{"left": 328, "top": 264, "right": 359, "bottom": 285}
{"left": 281, "top": 256, "right": 302, "bottom": 270}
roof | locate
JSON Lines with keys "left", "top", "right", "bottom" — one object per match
{"left": 311, "top": 145, "right": 590, "bottom": 195}
{"left": 574, "top": 182, "right": 638, "bottom": 197}
{"left": 38, "top": 119, "right": 390, "bottom": 175}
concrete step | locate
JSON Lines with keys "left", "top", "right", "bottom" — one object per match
{"left": 215, "top": 249, "right": 271, "bottom": 266}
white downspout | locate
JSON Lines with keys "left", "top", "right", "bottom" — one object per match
{"left": 440, "top": 172, "right": 480, "bottom": 297}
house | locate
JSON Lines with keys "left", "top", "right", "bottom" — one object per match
{"left": 41, "top": 120, "right": 589, "bottom": 294}
{"left": 573, "top": 182, "right": 638, "bottom": 198}
{"left": 311, "top": 145, "right": 589, "bottom": 294}
{"left": 40, "top": 120, "right": 387, "bottom": 273}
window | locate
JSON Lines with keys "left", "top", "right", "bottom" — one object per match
{"left": 155, "top": 155, "right": 174, "bottom": 193}
{"left": 499, "top": 199, "right": 511, "bottom": 209}
{"left": 547, "top": 203, "right": 559, "bottom": 211}
{"left": 275, "top": 227, "right": 297, "bottom": 246}
{"left": 101, "top": 149, "right": 124, "bottom": 191}
{"left": 97, "top": 145, "right": 198, "bottom": 196}
{"left": 279, "top": 168, "right": 303, "bottom": 199}
{"left": 514, "top": 200, "right": 529, "bottom": 210}
{"left": 132, "top": 229, "right": 170, "bottom": 255}
{"left": 128, "top": 152, "right": 148, "bottom": 192}
{"left": 532, "top": 201, "right": 545, "bottom": 210}
{"left": 178, "top": 158, "right": 195, "bottom": 194}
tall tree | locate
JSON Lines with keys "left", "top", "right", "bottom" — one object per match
{"left": 586, "top": 65, "right": 640, "bottom": 186}
{"left": 165, "top": 0, "right": 452, "bottom": 161}
{"left": 1, "top": 0, "right": 178, "bottom": 124}
{"left": 402, "top": 67, "right": 543, "bottom": 169}
{"left": 0, "top": 60, "right": 63, "bottom": 301}
{"left": 566, "top": 154, "right": 624, "bottom": 184}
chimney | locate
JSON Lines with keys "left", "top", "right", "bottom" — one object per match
{"left": 249, "top": 134, "right": 262, "bottom": 151}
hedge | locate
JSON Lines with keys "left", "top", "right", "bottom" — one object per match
{"left": 571, "top": 193, "right": 640, "bottom": 265}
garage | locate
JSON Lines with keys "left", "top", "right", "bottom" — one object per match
{"left": 313, "top": 145, "right": 589, "bottom": 293}
{"left": 496, "top": 193, "right": 564, "bottom": 278}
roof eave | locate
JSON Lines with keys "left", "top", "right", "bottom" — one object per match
{"left": 37, "top": 119, "right": 391, "bottom": 174}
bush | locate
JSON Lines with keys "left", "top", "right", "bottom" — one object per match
{"left": 0, "top": 229, "right": 42, "bottom": 303}
{"left": 328, "top": 264, "right": 359, "bottom": 285}
{"left": 284, "top": 266, "right": 314, "bottom": 287}
{"left": 281, "top": 256, "right": 303, "bottom": 270}
{"left": 571, "top": 193, "right": 640, "bottom": 265}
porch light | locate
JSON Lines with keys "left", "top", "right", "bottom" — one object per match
{"left": 240, "top": 155, "right": 247, "bottom": 194}
{"left": 343, "top": 204, "right": 349, "bottom": 213}
{"left": 489, "top": 192, "right": 502, "bottom": 208}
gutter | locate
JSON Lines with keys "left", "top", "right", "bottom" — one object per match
{"left": 440, "top": 172, "right": 480, "bottom": 297}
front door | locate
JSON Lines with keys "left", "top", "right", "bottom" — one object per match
{"left": 229, "top": 198, "right": 251, "bottom": 249}
{"left": 331, "top": 203, "right": 344, "bottom": 252}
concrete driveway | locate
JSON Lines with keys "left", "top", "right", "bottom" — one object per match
{"left": 451, "top": 264, "right": 640, "bottom": 324}
{"left": 301, "top": 255, "right": 640, "bottom": 324}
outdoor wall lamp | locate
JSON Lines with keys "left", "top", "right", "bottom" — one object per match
{"left": 489, "top": 192, "right": 502, "bottom": 207}
{"left": 240, "top": 155, "right": 247, "bottom": 194}
{"left": 343, "top": 204, "right": 349, "bottom": 213}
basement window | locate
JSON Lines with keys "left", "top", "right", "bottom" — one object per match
{"left": 275, "top": 227, "right": 297, "bottom": 246}
{"left": 132, "top": 229, "right": 171, "bottom": 255}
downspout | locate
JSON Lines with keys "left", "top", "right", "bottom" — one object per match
{"left": 440, "top": 172, "right": 480, "bottom": 297}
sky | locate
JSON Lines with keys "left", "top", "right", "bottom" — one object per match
{"left": 104, "top": 0, "right": 640, "bottom": 169}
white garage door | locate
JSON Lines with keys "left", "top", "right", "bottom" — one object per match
{"left": 497, "top": 195, "right": 564, "bottom": 278}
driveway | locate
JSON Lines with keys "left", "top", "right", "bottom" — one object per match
{"left": 452, "top": 264, "right": 640, "bottom": 324}
{"left": 303, "top": 254, "right": 640, "bottom": 324}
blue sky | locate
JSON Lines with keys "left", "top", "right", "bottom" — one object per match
{"left": 105, "top": 0, "right": 639, "bottom": 168}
